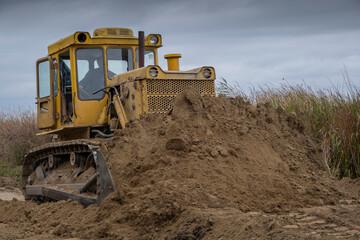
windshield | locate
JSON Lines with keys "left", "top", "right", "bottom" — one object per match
{"left": 106, "top": 48, "right": 134, "bottom": 79}
{"left": 76, "top": 48, "right": 105, "bottom": 100}
{"left": 136, "top": 49, "right": 155, "bottom": 67}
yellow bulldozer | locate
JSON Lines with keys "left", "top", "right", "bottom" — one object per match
{"left": 22, "top": 28, "right": 215, "bottom": 206}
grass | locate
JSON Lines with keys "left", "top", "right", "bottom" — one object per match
{"left": 217, "top": 78, "right": 360, "bottom": 179}
{"left": 0, "top": 161, "right": 22, "bottom": 177}
{"left": 0, "top": 108, "right": 48, "bottom": 177}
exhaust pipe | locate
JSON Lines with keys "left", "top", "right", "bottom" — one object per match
{"left": 164, "top": 54, "right": 182, "bottom": 71}
{"left": 138, "top": 31, "right": 145, "bottom": 68}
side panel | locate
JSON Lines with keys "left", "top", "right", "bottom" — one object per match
{"left": 37, "top": 57, "right": 55, "bottom": 129}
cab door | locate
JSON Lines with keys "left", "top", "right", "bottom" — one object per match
{"left": 36, "top": 56, "right": 55, "bottom": 129}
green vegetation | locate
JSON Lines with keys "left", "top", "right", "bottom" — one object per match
{"left": 0, "top": 161, "right": 22, "bottom": 177}
{"left": 0, "top": 109, "right": 48, "bottom": 177}
{"left": 217, "top": 78, "right": 360, "bottom": 179}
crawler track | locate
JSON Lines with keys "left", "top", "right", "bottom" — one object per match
{"left": 22, "top": 140, "right": 115, "bottom": 207}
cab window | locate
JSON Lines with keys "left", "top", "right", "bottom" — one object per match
{"left": 59, "top": 51, "right": 73, "bottom": 124}
{"left": 136, "top": 49, "right": 155, "bottom": 67}
{"left": 59, "top": 51, "right": 71, "bottom": 95}
{"left": 106, "top": 48, "right": 133, "bottom": 79}
{"left": 76, "top": 48, "right": 105, "bottom": 100}
{"left": 38, "top": 60, "right": 51, "bottom": 98}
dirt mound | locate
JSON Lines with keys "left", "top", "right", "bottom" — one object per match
{"left": 105, "top": 88, "right": 351, "bottom": 212}
{"left": 0, "top": 177, "right": 20, "bottom": 189}
{"left": 0, "top": 89, "right": 358, "bottom": 239}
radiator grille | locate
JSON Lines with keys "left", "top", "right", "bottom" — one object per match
{"left": 147, "top": 95, "right": 175, "bottom": 114}
{"left": 146, "top": 79, "right": 215, "bottom": 114}
{"left": 146, "top": 79, "right": 215, "bottom": 95}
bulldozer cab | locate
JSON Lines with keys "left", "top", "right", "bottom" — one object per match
{"left": 36, "top": 27, "right": 215, "bottom": 141}
{"left": 35, "top": 28, "right": 162, "bottom": 139}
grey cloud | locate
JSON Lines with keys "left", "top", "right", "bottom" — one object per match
{"left": 0, "top": 0, "right": 359, "bottom": 107}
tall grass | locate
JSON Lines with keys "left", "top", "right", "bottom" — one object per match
{"left": 0, "top": 108, "right": 48, "bottom": 176}
{"left": 217, "top": 79, "right": 360, "bottom": 179}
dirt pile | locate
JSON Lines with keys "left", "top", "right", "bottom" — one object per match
{"left": 0, "top": 177, "right": 19, "bottom": 189}
{"left": 0, "top": 88, "right": 358, "bottom": 239}
{"left": 105, "top": 88, "right": 353, "bottom": 212}
{"left": 0, "top": 177, "right": 24, "bottom": 201}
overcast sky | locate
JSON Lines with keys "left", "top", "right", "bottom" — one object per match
{"left": 0, "top": 0, "right": 359, "bottom": 109}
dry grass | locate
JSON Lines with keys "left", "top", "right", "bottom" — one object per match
{"left": 1, "top": 79, "right": 359, "bottom": 179}
{"left": 217, "top": 78, "right": 360, "bottom": 179}
{"left": 0, "top": 108, "right": 48, "bottom": 176}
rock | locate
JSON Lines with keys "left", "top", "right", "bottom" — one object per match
{"left": 166, "top": 138, "right": 188, "bottom": 152}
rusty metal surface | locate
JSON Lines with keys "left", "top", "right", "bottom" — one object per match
{"left": 138, "top": 31, "right": 145, "bottom": 68}
{"left": 26, "top": 185, "right": 97, "bottom": 207}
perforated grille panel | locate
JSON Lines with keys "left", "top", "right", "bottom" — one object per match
{"left": 147, "top": 79, "right": 214, "bottom": 95}
{"left": 147, "top": 95, "right": 176, "bottom": 113}
{"left": 146, "top": 79, "right": 215, "bottom": 114}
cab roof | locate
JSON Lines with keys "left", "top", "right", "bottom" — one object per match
{"left": 48, "top": 28, "right": 162, "bottom": 55}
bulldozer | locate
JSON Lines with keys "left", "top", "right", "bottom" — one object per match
{"left": 22, "top": 28, "right": 215, "bottom": 206}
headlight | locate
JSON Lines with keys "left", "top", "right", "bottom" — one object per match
{"left": 149, "top": 67, "right": 158, "bottom": 77}
{"left": 77, "top": 33, "right": 87, "bottom": 43}
{"left": 150, "top": 35, "right": 159, "bottom": 45}
{"left": 203, "top": 68, "right": 212, "bottom": 78}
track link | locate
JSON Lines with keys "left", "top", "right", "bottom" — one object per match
{"left": 22, "top": 140, "right": 115, "bottom": 207}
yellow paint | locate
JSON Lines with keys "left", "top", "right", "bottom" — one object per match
{"left": 96, "top": 106, "right": 108, "bottom": 125}
{"left": 36, "top": 28, "right": 215, "bottom": 139}
{"left": 36, "top": 56, "right": 55, "bottom": 129}
{"left": 164, "top": 54, "right": 182, "bottom": 71}
{"left": 110, "top": 65, "right": 215, "bottom": 118}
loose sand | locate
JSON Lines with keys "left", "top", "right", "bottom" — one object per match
{"left": 0, "top": 88, "right": 359, "bottom": 239}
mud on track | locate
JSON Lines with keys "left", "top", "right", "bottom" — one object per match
{"left": 0, "top": 88, "right": 359, "bottom": 239}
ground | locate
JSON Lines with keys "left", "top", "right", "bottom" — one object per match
{"left": 0, "top": 179, "right": 359, "bottom": 240}
{"left": 0, "top": 91, "right": 359, "bottom": 239}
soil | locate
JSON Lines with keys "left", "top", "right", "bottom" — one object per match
{"left": 0, "top": 177, "right": 24, "bottom": 201}
{"left": 0, "top": 88, "right": 359, "bottom": 239}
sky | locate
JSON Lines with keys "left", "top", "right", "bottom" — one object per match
{"left": 0, "top": 0, "right": 359, "bottom": 108}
